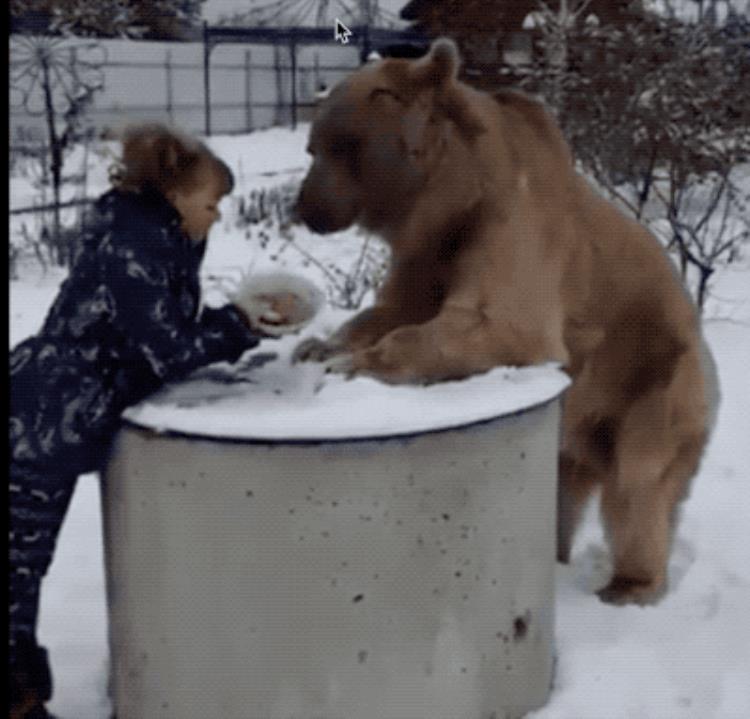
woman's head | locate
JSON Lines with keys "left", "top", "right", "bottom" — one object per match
{"left": 111, "top": 122, "right": 234, "bottom": 242}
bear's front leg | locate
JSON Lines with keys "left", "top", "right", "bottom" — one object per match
{"left": 333, "top": 304, "right": 560, "bottom": 384}
{"left": 293, "top": 304, "right": 406, "bottom": 364}
{"left": 334, "top": 307, "right": 500, "bottom": 384}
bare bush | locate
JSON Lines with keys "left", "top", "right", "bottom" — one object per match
{"left": 235, "top": 181, "right": 389, "bottom": 310}
{"left": 10, "top": 35, "right": 104, "bottom": 266}
{"left": 512, "top": 6, "right": 750, "bottom": 311}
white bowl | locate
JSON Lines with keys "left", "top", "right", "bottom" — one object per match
{"left": 231, "top": 272, "right": 325, "bottom": 336}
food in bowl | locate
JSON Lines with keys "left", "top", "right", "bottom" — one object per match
{"left": 231, "top": 272, "right": 324, "bottom": 336}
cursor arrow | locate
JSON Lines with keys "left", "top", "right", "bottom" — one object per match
{"left": 334, "top": 19, "right": 353, "bottom": 44}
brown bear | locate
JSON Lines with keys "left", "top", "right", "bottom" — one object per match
{"left": 293, "top": 38, "right": 719, "bottom": 605}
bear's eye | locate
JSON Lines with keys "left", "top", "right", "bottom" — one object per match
{"left": 327, "top": 135, "right": 362, "bottom": 178}
{"left": 329, "top": 135, "right": 361, "bottom": 157}
{"left": 369, "top": 88, "right": 404, "bottom": 105}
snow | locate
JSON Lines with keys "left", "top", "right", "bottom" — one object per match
{"left": 123, "top": 345, "right": 570, "bottom": 440}
{"left": 9, "top": 126, "right": 750, "bottom": 719}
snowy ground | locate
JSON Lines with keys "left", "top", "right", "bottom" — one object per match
{"left": 9, "top": 126, "right": 750, "bottom": 718}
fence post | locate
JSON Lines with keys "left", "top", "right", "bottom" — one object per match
{"left": 273, "top": 44, "right": 283, "bottom": 127}
{"left": 244, "top": 50, "right": 253, "bottom": 132}
{"left": 290, "top": 40, "right": 297, "bottom": 131}
{"left": 165, "top": 49, "right": 173, "bottom": 124}
{"left": 361, "top": 24, "right": 371, "bottom": 63}
{"left": 203, "top": 22, "right": 212, "bottom": 136}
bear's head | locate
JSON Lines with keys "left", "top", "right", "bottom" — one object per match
{"left": 295, "top": 38, "right": 485, "bottom": 234}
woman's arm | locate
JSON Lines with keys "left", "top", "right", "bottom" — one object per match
{"left": 101, "top": 232, "right": 263, "bottom": 381}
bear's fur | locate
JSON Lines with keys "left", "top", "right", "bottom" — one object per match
{"left": 294, "top": 38, "right": 719, "bottom": 605}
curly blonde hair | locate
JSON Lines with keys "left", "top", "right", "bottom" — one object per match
{"left": 109, "top": 122, "right": 234, "bottom": 197}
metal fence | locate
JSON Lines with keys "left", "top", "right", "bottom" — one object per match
{"left": 9, "top": 25, "right": 428, "bottom": 145}
{"left": 9, "top": 38, "right": 360, "bottom": 143}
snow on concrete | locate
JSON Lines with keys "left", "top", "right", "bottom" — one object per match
{"left": 123, "top": 347, "right": 570, "bottom": 441}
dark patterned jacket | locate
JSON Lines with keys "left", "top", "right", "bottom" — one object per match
{"left": 10, "top": 188, "right": 261, "bottom": 475}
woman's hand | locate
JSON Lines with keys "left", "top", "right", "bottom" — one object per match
{"left": 232, "top": 292, "right": 306, "bottom": 336}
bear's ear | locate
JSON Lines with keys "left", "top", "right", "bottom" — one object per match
{"left": 411, "top": 37, "right": 460, "bottom": 89}
{"left": 409, "top": 38, "right": 486, "bottom": 142}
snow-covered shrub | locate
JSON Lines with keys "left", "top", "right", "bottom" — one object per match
{"left": 236, "top": 181, "right": 299, "bottom": 227}
{"left": 506, "top": 6, "right": 750, "bottom": 311}
{"left": 10, "top": 126, "right": 100, "bottom": 273}
{"left": 234, "top": 181, "right": 390, "bottom": 311}
{"left": 15, "top": 217, "right": 85, "bottom": 275}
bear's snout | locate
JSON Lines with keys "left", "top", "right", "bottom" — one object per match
{"left": 295, "top": 171, "right": 359, "bottom": 234}
{"left": 295, "top": 187, "right": 338, "bottom": 234}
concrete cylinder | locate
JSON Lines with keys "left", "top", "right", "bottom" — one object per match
{"left": 102, "top": 362, "right": 568, "bottom": 719}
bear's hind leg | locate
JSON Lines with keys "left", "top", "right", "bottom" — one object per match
{"left": 598, "top": 439, "right": 704, "bottom": 605}
{"left": 557, "top": 452, "right": 601, "bottom": 564}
